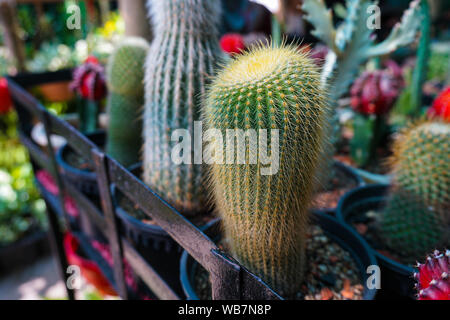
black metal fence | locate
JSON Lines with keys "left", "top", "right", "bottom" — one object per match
{"left": 7, "top": 71, "right": 281, "bottom": 300}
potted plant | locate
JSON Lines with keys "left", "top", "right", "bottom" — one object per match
{"left": 301, "top": 0, "right": 422, "bottom": 190}
{"left": 180, "top": 44, "right": 377, "bottom": 300}
{"left": 337, "top": 119, "right": 449, "bottom": 298}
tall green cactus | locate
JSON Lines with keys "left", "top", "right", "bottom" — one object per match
{"left": 381, "top": 120, "right": 450, "bottom": 262}
{"left": 205, "top": 45, "right": 328, "bottom": 295}
{"left": 106, "top": 37, "right": 149, "bottom": 167}
{"left": 143, "top": 0, "right": 223, "bottom": 216}
{"left": 302, "top": 0, "right": 422, "bottom": 163}
{"left": 410, "top": 0, "right": 431, "bottom": 117}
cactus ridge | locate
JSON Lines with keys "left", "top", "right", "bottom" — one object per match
{"left": 106, "top": 37, "right": 149, "bottom": 166}
{"left": 205, "top": 44, "right": 329, "bottom": 295}
{"left": 107, "top": 37, "right": 149, "bottom": 97}
{"left": 381, "top": 120, "right": 450, "bottom": 261}
{"left": 143, "top": 0, "right": 223, "bottom": 215}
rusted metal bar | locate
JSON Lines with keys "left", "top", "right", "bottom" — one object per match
{"left": 122, "top": 239, "right": 180, "bottom": 300}
{"left": 92, "top": 150, "right": 129, "bottom": 299}
{"left": 107, "top": 159, "right": 219, "bottom": 272}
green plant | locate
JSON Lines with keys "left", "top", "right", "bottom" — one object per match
{"left": 143, "top": 0, "right": 224, "bottom": 216}
{"left": 409, "top": 0, "right": 431, "bottom": 117}
{"left": 106, "top": 37, "right": 149, "bottom": 166}
{"left": 205, "top": 45, "right": 328, "bottom": 296}
{"left": 0, "top": 112, "right": 47, "bottom": 246}
{"left": 380, "top": 120, "right": 449, "bottom": 262}
{"left": 302, "top": 0, "right": 422, "bottom": 164}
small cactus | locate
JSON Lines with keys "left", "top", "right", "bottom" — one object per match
{"left": 415, "top": 250, "right": 449, "bottom": 300}
{"left": 143, "top": 0, "right": 224, "bottom": 216}
{"left": 381, "top": 120, "right": 450, "bottom": 261}
{"left": 105, "top": 37, "right": 149, "bottom": 167}
{"left": 205, "top": 44, "right": 328, "bottom": 295}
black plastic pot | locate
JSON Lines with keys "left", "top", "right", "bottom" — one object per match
{"left": 180, "top": 212, "right": 378, "bottom": 300}
{"left": 56, "top": 130, "right": 105, "bottom": 197}
{"left": 318, "top": 161, "right": 365, "bottom": 215}
{"left": 110, "top": 163, "right": 188, "bottom": 298}
{"left": 336, "top": 184, "right": 416, "bottom": 299}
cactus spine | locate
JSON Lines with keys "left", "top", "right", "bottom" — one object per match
{"left": 205, "top": 45, "right": 328, "bottom": 295}
{"left": 143, "top": 0, "right": 223, "bottom": 216}
{"left": 106, "top": 37, "right": 149, "bottom": 167}
{"left": 381, "top": 121, "right": 450, "bottom": 262}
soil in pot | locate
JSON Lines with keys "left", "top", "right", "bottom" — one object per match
{"left": 347, "top": 209, "right": 443, "bottom": 267}
{"left": 312, "top": 167, "right": 358, "bottom": 211}
{"left": 193, "top": 225, "right": 364, "bottom": 300}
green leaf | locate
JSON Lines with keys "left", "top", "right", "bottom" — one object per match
{"left": 365, "top": 0, "right": 422, "bottom": 58}
{"left": 302, "top": 0, "right": 337, "bottom": 50}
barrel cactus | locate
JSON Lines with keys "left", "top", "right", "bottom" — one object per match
{"left": 143, "top": 0, "right": 223, "bottom": 216}
{"left": 381, "top": 120, "right": 450, "bottom": 261}
{"left": 204, "top": 44, "right": 328, "bottom": 296}
{"left": 106, "top": 37, "right": 149, "bottom": 167}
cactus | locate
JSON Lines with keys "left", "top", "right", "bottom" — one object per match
{"left": 105, "top": 37, "right": 149, "bottom": 167}
{"left": 302, "top": 0, "right": 422, "bottom": 164}
{"left": 204, "top": 44, "right": 328, "bottom": 295}
{"left": 380, "top": 121, "right": 450, "bottom": 261}
{"left": 410, "top": 0, "right": 431, "bottom": 117}
{"left": 415, "top": 250, "right": 449, "bottom": 300}
{"left": 143, "top": 0, "right": 224, "bottom": 216}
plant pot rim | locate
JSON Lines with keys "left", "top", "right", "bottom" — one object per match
{"left": 336, "top": 184, "right": 416, "bottom": 275}
{"left": 56, "top": 130, "right": 105, "bottom": 179}
{"left": 180, "top": 211, "right": 378, "bottom": 300}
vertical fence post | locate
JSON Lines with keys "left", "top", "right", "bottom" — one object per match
{"left": 40, "top": 111, "right": 75, "bottom": 300}
{"left": 92, "top": 150, "right": 128, "bottom": 299}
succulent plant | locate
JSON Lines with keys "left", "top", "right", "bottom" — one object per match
{"left": 349, "top": 61, "right": 404, "bottom": 166}
{"left": 380, "top": 120, "right": 450, "bottom": 261}
{"left": 105, "top": 37, "right": 149, "bottom": 167}
{"left": 71, "top": 60, "right": 107, "bottom": 133}
{"left": 415, "top": 250, "right": 449, "bottom": 300}
{"left": 350, "top": 61, "right": 404, "bottom": 116}
{"left": 71, "top": 61, "right": 106, "bottom": 101}
{"left": 302, "top": 0, "right": 422, "bottom": 168}
{"left": 143, "top": 0, "right": 224, "bottom": 216}
{"left": 410, "top": 0, "right": 431, "bottom": 117}
{"left": 204, "top": 44, "right": 328, "bottom": 296}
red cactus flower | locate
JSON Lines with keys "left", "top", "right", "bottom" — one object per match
{"left": 415, "top": 250, "right": 449, "bottom": 300}
{"left": 351, "top": 62, "right": 404, "bottom": 116}
{"left": 84, "top": 55, "right": 100, "bottom": 65}
{"left": 64, "top": 232, "right": 117, "bottom": 297}
{"left": 0, "top": 77, "right": 12, "bottom": 114}
{"left": 71, "top": 62, "right": 106, "bottom": 101}
{"left": 220, "top": 33, "right": 245, "bottom": 55}
{"left": 428, "top": 87, "right": 450, "bottom": 122}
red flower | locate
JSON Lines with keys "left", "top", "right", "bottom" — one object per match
{"left": 350, "top": 62, "right": 404, "bottom": 116}
{"left": 84, "top": 55, "right": 100, "bottom": 65}
{"left": 0, "top": 77, "right": 12, "bottom": 114}
{"left": 428, "top": 87, "right": 450, "bottom": 122}
{"left": 415, "top": 250, "right": 449, "bottom": 300}
{"left": 71, "top": 62, "right": 106, "bottom": 101}
{"left": 64, "top": 232, "right": 117, "bottom": 297}
{"left": 220, "top": 33, "right": 245, "bottom": 55}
